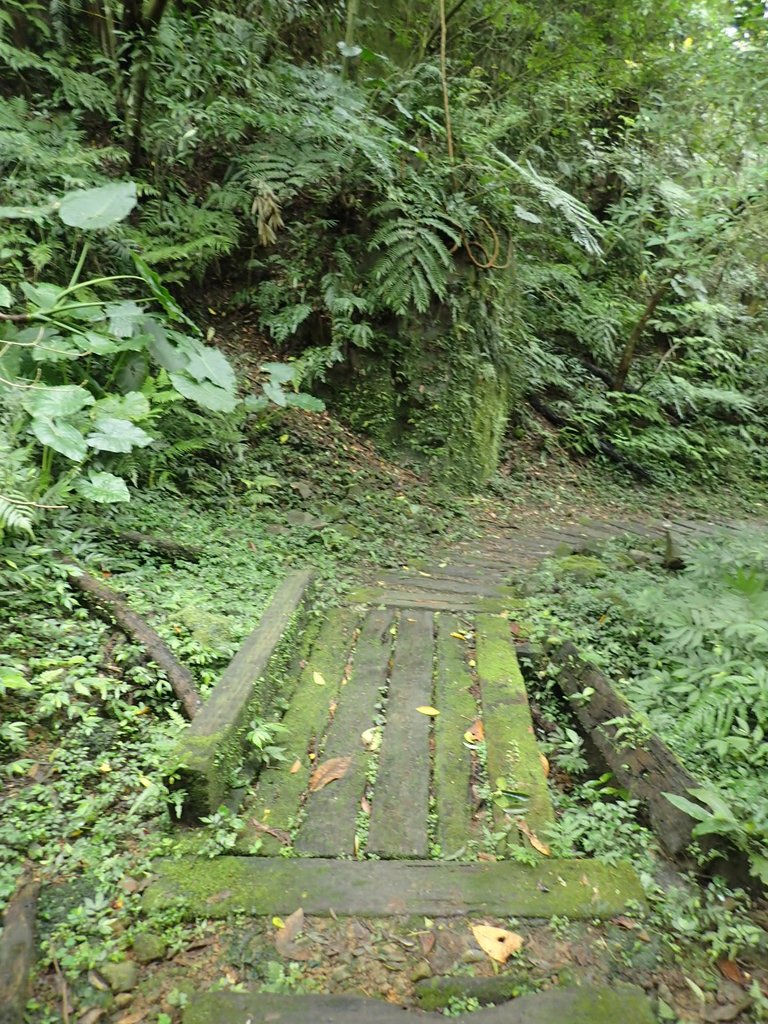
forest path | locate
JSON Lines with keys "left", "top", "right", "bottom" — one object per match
{"left": 152, "top": 511, "right": 743, "bottom": 1023}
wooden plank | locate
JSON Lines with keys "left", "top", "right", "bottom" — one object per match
{"left": 172, "top": 570, "right": 314, "bottom": 820}
{"left": 351, "top": 590, "right": 481, "bottom": 612}
{"left": 0, "top": 875, "right": 40, "bottom": 1024}
{"left": 295, "top": 609, "right": 393, "bottom": 856}
{"left": 433, "top": 615, "right": 476, "bottom": 857}
{"left": 146, "top": 855, "right": 645, "bottom": 920}
{"left": 375, "top": 574, "right": 505, "bottom": 597}
{"left": 184, "top": 985, "right": 654, "bottom": 1024}
{"left": 368, "top": 611, "right": 434, "bottom": 857}
{"left": 476, "top": 615, "right": 554, "bottom": 846}
{"left": 237, "top": 607, "right": 359, "bottom": 854}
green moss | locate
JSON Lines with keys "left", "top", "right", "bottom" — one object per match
{"left": 144, "top": 856, "right": 645, "bottom": 920}
{"left": 551, "top": 555, "right": 608, "bottom": 582}
{"left": 475, "top": 613, "right": 554, "bottom": 840}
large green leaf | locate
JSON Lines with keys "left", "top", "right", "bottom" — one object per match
{"left": 285, "top": 392, "right": 325, "bottom": 412}
{"left": 23, "top": 385, "right": 95, "bottom": 419}
{"left": 262, "top": 361, "right": 297, "bottom": 385}
{"left": 106, "top": 300, "right": 144, "bottom": 338}
{"left": 169, "top": 373, "right": 239, "bottom": 412}
{"left": 76, "top": 472, "right": 130, "bottom": 503}
{"left": 92, "top": 392, "right": 151, "bottom": 422}
{"left": 185, "top": 345, "right": 236, "bottom": 391}
{"left": 86, "top": 417, "right": 153, "bottom": 453}
{"left": 20, "top": 282, "right": 65, "bottom": 311}
{"left": 30, "top": 418, "right": 88, "bottom": 461}
{"left": 58, "top": 182, "right": 137, "bottom": 230}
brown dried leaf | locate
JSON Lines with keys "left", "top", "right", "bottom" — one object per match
{"left": 471, "top": 924, "right": 523, "bottom": 963}
{"left": 275, "top": 907, "right": 307, "bottom": 960}
{"left": 309, "top": 756, "right": 351, "bottom": 792}
{"left": 289, "top": 758, "right": 301, "bottom": 774}
{"left": 612, "top": 915, "right": 641, "bottom": 930}
{"left": 464, "top": 719, "right": 485, "bottom": 744}
{"left": 717, "top": 959, "right": 749, "bottom": 987}
{"left": 361, "top": 795, "right": 371, "bottom": 814}
{"left": 517, "top": 818, "right": 551, "bottom": 856}
{"left": 250, "top": 820, "right": 292, "bottom": 845}
{"left": 419, "top": 931, "right": 436, "bottom": 955}
{"left": 539, "top": 752, "right": 550, "bottom": 778}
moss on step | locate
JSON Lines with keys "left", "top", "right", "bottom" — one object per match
{"left": 551, "top": 555, "right": 607, "bottom": 582}
{"left": 475, "top": 614, "right": 554, "bottom": 846}
{"left": 144, "top": 856, "right": 644, "bottom": 920}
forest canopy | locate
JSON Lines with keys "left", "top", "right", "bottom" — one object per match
{"left": 1, "top": 0, "right": 767, "bottom": 511}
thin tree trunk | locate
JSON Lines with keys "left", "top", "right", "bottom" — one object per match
{"left": 612, "top": 279, "right": 671, "bottom": 391}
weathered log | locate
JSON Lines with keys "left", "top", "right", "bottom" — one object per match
{"left": 0, "top": 873, "right": 40, "bottom": 1024}
{"left": 550, "top": 641, "right": 758, "bottom": 890}
{"left": 113, "top": 529, "right": 201, "bottom": 561}
{"left": 550, "top": 641, "right": 704, "bottom": 856}
{"left": 63, "top": 559, "right": 202, "bottom": 719}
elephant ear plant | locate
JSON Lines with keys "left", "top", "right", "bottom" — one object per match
{"left": 0, "top": 181, "right": 240, "bottom": 525}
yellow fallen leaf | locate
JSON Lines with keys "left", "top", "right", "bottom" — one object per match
{"left": 416, "top": 706, "right": 440, "bottom": 716}
{"left": 272, "top": 916, "right": 285, "bottom": 929}
{"left": 471, "top": 924, "right": 523, "bottom": 963}
{"left": 450, "top": 632, "right": 466, "bottom": 640}
{"left": 289, "top": 758, "right": 301, "bottom": 774}
{"left": 313, "top": 671, "right": 326, "bottom": 686}
{"left": 517, "top": 818, "right": 551, "bottom": 856}
{"left": 539, "top": 752, "right": 550, "bottom": 778}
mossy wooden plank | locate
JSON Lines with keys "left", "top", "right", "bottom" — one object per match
{"left": 475, "top": 614, "right": 554, "bottom": 845}
{"left": 433, "top": 614, "right": 475, "bottom": 857}
{"left": 375, "top": 574, "right": 506, "bottom": 597}
{"left": 237, "top": 607, "right": 359, "bottom": 854}
{"left": 360, "top": 589, "right": 481, "bottom": 612}
{"left": 368, "top": 610, "right": 434, "bottom": 858}
{"left": 183, "top": 985, "right": 654, "bottom": 1024}
{"left": 170, "top": 570, "right": 313, "bottom": 821}
{"left": 295, "top": 609, "right": 393, "bottom": 856}
{"left": 145, "top": 855, "right": 645, "bottom": 919}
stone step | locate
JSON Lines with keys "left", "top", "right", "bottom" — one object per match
{"left": 145, "top": 856, "right": 644, "bottom": 919}
{"left": 183, "top": 985, "right": 655, "bottom": 1023}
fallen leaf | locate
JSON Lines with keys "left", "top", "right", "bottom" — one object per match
{"left": 272, "top": 916, "right": 285, "bottom": 929}
{"left": 309, "top": 756, "right": 351, "bottom": 792}
{"left": 539, "top": 752, "right": 550, "bottom": 777}
{"left": 419, "top": 932, "right": 436, "bottom": 955}
{"left": 416, "top": 706, "right": 440, "bottom": 716}
{"left": 275, "top": 907, "right": 309, "bottom": 960}
{"left": 509, "top": 621, "right": 521, "bottom": 636}
{"left": 477, "top": 852, "right": 497, "bottom": 862}
{"left": 77, "top": 1009, "right": 105, "bottom": 1024}
{"left": 361, "top": 727, "right": 382, "bottom": 752}
{"left": 517, "top": 819, "right": 551, "bottom": 856}
{"left": 464, "top": 719, "right": 484, "bottom": 744}
{"left": 612, "top": 915, "right": 641, "bottom": 930}
{"left": 471, "top": 924, "right": 523, "bottom": 963}
{"left": 250, "top": 820, "right": 291, "bottom": 845}
{"left": 450, "top": 631, "right": 466, "bottom": 640}
{"left": 361, "top": 795, "right": 371, "bottom": 814}
{"left": 313, "top": 671, "right": 326, "bottom": 686}
{"left": 717, "top": 959, "right": 749, "bottom": 986}
{"left": 289, "top": 758, "right": 301, "bottom": 774}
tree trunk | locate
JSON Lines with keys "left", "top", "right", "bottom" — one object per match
{"left": 612, "top": 279, "right": 671, "bottom": 391}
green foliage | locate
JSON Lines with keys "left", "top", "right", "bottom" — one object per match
{"left": 528, "top": 529, "right": 768, "bottom": 885}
